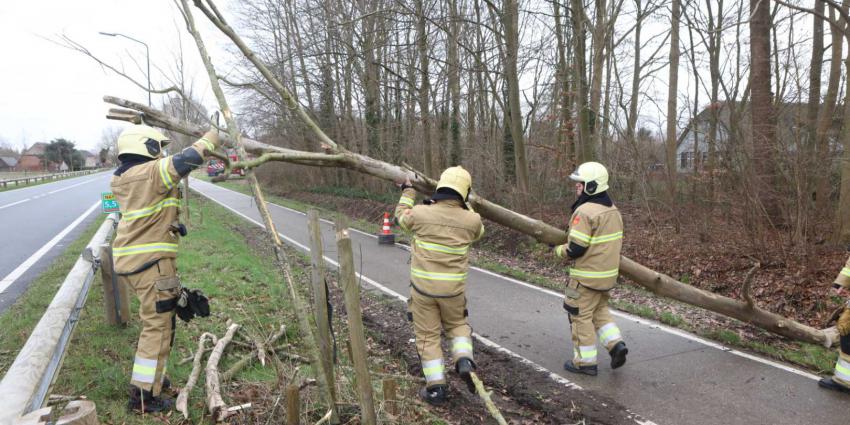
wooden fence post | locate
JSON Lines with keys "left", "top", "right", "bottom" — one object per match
{"left": 286, "top": 385, "right": 300, "bottom": 425}
{"left": 307, "top": 210, "right": 339, "bottom": 424}
{"left": 99, "top": 245, "right": 129, "bottom": 326}
{"left": 335, "top": 218, "right": 376, "bottom": 425}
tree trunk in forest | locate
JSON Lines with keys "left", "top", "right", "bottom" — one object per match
{"left": 749, "top": 0, "right": 781, "bottom": 226}
{"left": 553, "top": 0, "right": 574, "bottom": 172}
{"left": 105, "top": 95, "right": 838, "bottom": 347}
{"left": 571, "top": 0, "right": 592, "bottom": 162}
{"left": 815, "top": 3, "right": 846, "bottom": 212}
{"left": 589, "top": 0, "right": 607, "bottom": 155}
{"left": 503, "top": 0, "right": 530, "bottom": 193}
{"left": 626, "top": 0, "right": 642, "bottom": 146}
{"left": 416, "top": 0, "right": 434, "bottom": 176}
{"left": 360, "top": 0, "right": 382, "bottom": 159}
{"left": 666, "top": 0, "right": 680, "bottom": 204}
{"left": 448, "top": 0, "right": 462, "bottom": 166}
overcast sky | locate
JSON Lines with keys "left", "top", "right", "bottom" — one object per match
{"left": 0, "top": 1, "right": 234, "bottom": 152}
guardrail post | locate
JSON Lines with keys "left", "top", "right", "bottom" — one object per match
{"left": 99, "top": 244, "right": 128, "bottom": 326}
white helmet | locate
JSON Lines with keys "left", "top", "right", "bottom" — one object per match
{"left": 569, "top": 162, "right": 609, "bottom": 195}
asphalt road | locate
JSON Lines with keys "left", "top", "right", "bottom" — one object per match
{"left": 0, "top": 172, "right": 112, "bottom": 313}
{"left": 191, "top": 178, "right": 850, "bottom": 425}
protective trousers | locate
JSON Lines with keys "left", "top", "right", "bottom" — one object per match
{"left": 833, "top": 308, "right": 850, "bottom": 388}
{"left": 564, "top": 279, "right": 623, "bottom": 366}
{"left": 409, "top": 288, "right": 473, "bottom": 387}
{"left": 125, "top": 259, "right": 180, "bottom": 395}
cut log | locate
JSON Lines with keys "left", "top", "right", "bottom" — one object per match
{"left": 103, "top": 96, "right": 838, "bottom": 348}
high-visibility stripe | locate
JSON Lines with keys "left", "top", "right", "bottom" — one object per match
{"left": 574, "top": 346, "right": 598, "bottom": 364}
{"left": 841, "top": 268, "right": 850, "bottom": 278}
{"left": 131, "top": 356, "right": 157, "bottom": 383}
{"left": 113, "top": 243, "right": 178, "bottom": 257}
{"left": 570, "top": 268, "right": 619, "bottom": 279}
{"left": 199, "top": 138, "right": 215, "bottom": 152}
{"left": 835, "top": 358, "right": 850, "bottom": 382}
{"left": 555, "top": 245, "right": 566, "bottom": 258}
{"left": 422, "top": 359, "right": 445, "bottom": 383}
{"left": 122, "top": 198, "right": 180, "bottom": 221}
{"left": 411, "top": 268, "right": 467, "bottom": 282}
{"left": 397, "top": 215, "right": 411, "bottom": 232}
{"left": 159, "top": 158, "right": 174, "bottom": 189}
{"left": 590, "top": 231, "right": 623, "bottom": 244}
{"left": 570, "top": 229, "right": 592, "bottom": 243}
{"left": 451, "top": 336, "right": 473, "bottom": 356}
{"left": 415, "top": 239, "right": 469, "bottom": 255}
{"left": 597, "top": 323, "right": 622, "bottom": 346}
{"left": 399, "top": 196, "right": 415, "bottom": 207}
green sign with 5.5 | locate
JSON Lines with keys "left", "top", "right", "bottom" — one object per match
{"left": 101, "top": 192, "right": 120, "bottom": 214}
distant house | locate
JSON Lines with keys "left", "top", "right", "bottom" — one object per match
{"left": 676, "top": 102, "right": 842, "bottom": 172}
{"left": 0, "top": 157, "right": 17, "bottom": 171}
{"left": 22, "top": 142, "right": 48, "bottom": 157}
{"left": 82, "top": 151, "right": 98, "bottom": 169}
{"left": 17, "top": 142, "right": 60, "bottom": 172}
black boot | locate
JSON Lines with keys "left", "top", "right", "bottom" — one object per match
{"left": 128, "top": 386, "right": 174, "bottom": 414}
{"left": 819, "top": 378, "right": 850, "bottom": 394}
{"left": 419, "top": 384, "right": 448, "bottom": 406}
{"left": 456, "top": 358, "right": 476, "bottom": 393}
{"left": 609, "top": 341, "right": 628, "bottom": 369}
{"left": 563, "top": 360, "right": 598, "bottom": 376}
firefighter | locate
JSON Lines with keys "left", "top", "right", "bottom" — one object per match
{"left": 819, "top": 255, "right": 850, "bottom": 394}
{"left": 553, "top": 161, "right": 628, "bottom": 376}
{"left": 395, "top": 166, "right": 484, "bottom": 405}
{"left": 112, "top": 125, "right": 219, "bottom": 412}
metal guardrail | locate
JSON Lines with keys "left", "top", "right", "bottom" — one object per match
{"left": 0, "top": 169, "right": 101, "bottom": 189}
{"left": 0, "top": 213, "right": 118, "bottom": 425}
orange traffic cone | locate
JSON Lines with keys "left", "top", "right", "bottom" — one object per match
{"left": 378, "top": 212, "right": 396, "bottom": 245}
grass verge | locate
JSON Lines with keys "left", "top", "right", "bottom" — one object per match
{"left": 7, "top": 194, "right": 438, "bottom": 424}
{"left": 0, "top": 215, "right": 107, "bottom": 373}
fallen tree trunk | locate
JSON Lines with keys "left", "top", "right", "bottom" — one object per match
{"left": 103, "top": 96, "right": 838, "bottom": 347}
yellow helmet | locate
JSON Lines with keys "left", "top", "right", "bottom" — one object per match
{"left": 569, "top": 161, "right": 609, "bottom": 195}
{"left": 117, "top": 125, "right": 171, "bottom": 159}
{"left": 436, "top": 166, "right": 472, "bottom": 200}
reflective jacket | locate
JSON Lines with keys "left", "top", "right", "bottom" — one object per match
{"left": 555, "top": 200, "right": 623, "bottom": 291}
{"left": 836, "top": 256, "right": 850, "bottom": 289}
{"left": 395, "top": 188, "right": 484, "bottom": 297}
{"left": 111, "top": 136, "right": 218, "bottom": 274}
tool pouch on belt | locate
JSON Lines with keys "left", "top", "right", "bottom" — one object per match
{"left": 176, "top": 288, "right": 210, "bottom": 322}
{"left": 154, "top": 277, "right": 181, "bottom": 314}
{"left": 563, "top": 280, "right": 580, "bottom": 316}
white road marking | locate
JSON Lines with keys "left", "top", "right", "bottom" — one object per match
{"left": 195, "top": 185, "right": 658, "bottom": 425}
{"left": 0, "top": 199, "right": 30, "bottom": 211}
{"left": 47, "top": 177, "right": 103, "bottom": 195}
{"left": 0, "top": 175, "right": 104, "bottom": 211}
{"left": 0, "top": 201, "right": 100, "bottom": 294}
{"left": 190, "top": 180, "right": 824, "bottom": 383}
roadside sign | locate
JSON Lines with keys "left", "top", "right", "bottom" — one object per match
{"left": 101, "top": 192, "right": 120, "bottom": 214}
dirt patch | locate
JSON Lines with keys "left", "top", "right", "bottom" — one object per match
{"left": 356, "top": 293, "right": 645, "bottom": 425}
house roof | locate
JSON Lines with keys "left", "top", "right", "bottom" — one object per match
{"left": 0, "top": 156, "right": 17, "bottom": 167}
{"left": 22, "top": 142, "right": 48, "bottom": 156}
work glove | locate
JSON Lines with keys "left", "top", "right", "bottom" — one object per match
{"left": 838, "top": 308, "right": 850, "bottom": 336}
{"left": 176, "top": 288, "right": 210, "bottom": 322}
